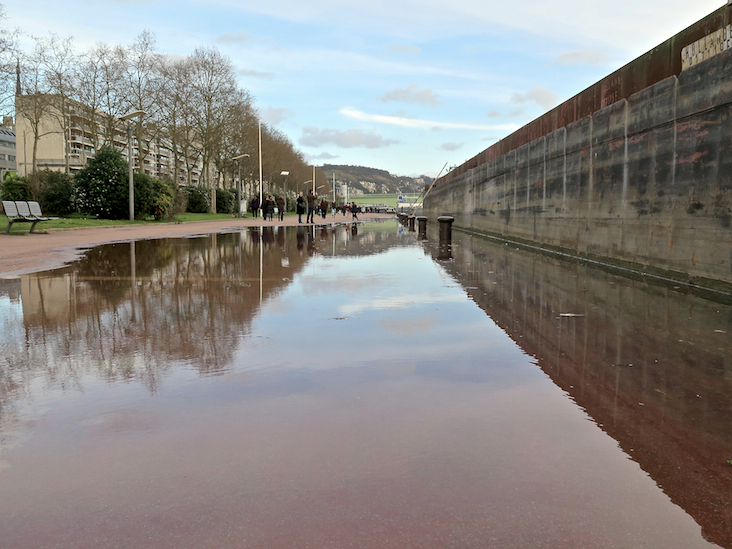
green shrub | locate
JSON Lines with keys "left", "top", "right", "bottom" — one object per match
{"left": 34, "top": 170, "right": 75, "bottom": 216}
{"left": 184, "top": 185, "right": 209, "bottom": 213}
{"left": 74, "top": 146, "right": 130, "bottom": 219}
{"left": 0, "top": 173, "right": 31, "bottom": 201}
{"left": 215, "top": 187, "right": 235, "bottom": 214}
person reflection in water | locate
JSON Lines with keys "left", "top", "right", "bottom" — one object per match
{"left": 307, "top": 226, "right": 315, "bottom": 256}
{"left": 296, "top": 226, "right": 305, "bottom": 255}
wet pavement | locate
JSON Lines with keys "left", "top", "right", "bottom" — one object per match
{"left": 0, "top": 220, "right": 730, "bottom": 548}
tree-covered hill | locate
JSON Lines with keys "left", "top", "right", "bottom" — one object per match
{"left": 322, "top": 165, "right": 433, "bottom": 196}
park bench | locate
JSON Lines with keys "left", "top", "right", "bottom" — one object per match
{"left": 2, "top": 200, "right": 58, "bottom": 234}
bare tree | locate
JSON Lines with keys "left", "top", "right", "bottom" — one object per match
{"left": 39, "top": 34, "right": 77, "bottom": 173}
{"left": 159, "top": 56, "right": 203, "bottom": 185}
{"left": 0, "top": 5, "right": 18, "bottom": 118}
{"left": 76, "top": 42, "right": 126, "bottom": 157}
{"left": 96, "top": 43, "right": 128, "bottom": 147}
{"left": 122, "top": 30, "right": 164, "bottom": 174}
{"left": 16, "top": 38, "right": 56, "bottom": 173}
{"left": 187, "top": 46, "right": 239, "bottom": 211}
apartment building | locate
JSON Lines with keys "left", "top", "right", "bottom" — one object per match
{"left": 0, "top": 122, "right": 17, "bottom": 179}
{"left": 15, "top": 95, "right": 202, "bottom": 185}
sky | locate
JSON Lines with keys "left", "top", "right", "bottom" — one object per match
{"left": 5, "top": 0, "right": 726, "bottom": 177}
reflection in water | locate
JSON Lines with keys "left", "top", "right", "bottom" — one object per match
{"left": 424, "top": 227, "right": 732, "bottom": 548}
{"left": 0, "top": 220, "right": 729, "bottom": 548}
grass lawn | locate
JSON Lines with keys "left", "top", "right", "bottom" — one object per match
{"left": 356, "top": 194, "right": 398, "bottom": 206}
{"left": 2, "top": 211, "right": 298, "bottom": 233}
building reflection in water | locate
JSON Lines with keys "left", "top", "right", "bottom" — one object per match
{"left": 423, "top": 227, "right": 732, "bottom": 547}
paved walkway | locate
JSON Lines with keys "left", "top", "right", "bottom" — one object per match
{"left": 0, "top": 213, "right": 392, "bottom": 277}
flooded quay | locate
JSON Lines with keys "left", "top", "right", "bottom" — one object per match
{"left": 1, "top": 221, "right": 730, "bottom": 548}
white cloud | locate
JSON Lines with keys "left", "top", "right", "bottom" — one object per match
{"left": 340, "top": 107, "right": 518, "bottom": 132}
{"left": 311, "top": 152, "right": 339, "bottom": 160}
{"left": 339, "top": 293, "right": 465, "bottom": 316}
{"left": 510, "top": 86, "right": 560, "bottom": 111}
{"left": 216, "top": 31, "right": 249, "bottom": 44}
{"left": 379, "top": 84, "right": 440, "bottom": 108}
{"left": 553, "top": 49, "right": 607, "bottom": 67}
{"left": 238, "top": 68, "right": 275, "bottom": 79}
{"left": 261, "top": 106, "right": 293, "bottom": 126}
{"left": 384, "top": 44, "right": 422, "bottom": 56}
{"left": 440, "top": 142, "right": 463, "bottom": 151}
{"left": 211, "top": 0, "right": 723, "bottom": 54}
{"left": 300, "top": 127, "right": 400, "bottom": 149}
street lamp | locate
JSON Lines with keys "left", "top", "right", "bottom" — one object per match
{"left": 231, "top": 153, "right": 250, "bottom": 216}
{"left": 120, "top": 110, "right": 146, "bottom": 221}
{"left": 280, "top": 170, "right": 289, "bottom": 199}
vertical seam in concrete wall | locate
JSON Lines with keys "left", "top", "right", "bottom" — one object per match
{"left": 589, "top": 116, "right": 594, "bottom": 214}
{"left": 543, "top": 136, "right": 547, "bottom": 211}
{"left": 513, "top": 151, "right": 518, "bottom": 212}
{"left": 672, "top": 78, "right": 678, "bottom": 189}
{"left": 622, "top": 99, "right": 629, "bottom": 210}
{"left": 526, "top": 146, "right": 531, "bottom": 207}
{"left": 563, "top": 127, "right": 567, "bottom": 214}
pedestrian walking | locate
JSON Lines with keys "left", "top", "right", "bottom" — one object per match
{"left": 306, "top": 190, "right": 316, "bottom": 223}
{"left": 296, "top": 192, "right": 306, "bottom": 223}
{"left": 250, "top": 196, "right": 259, "bottom": 218}
{"left": 351, "top": 201, "right": 359, "bottom": 220}
{"left": 277, "top": 195, "right": 285, "bottom": 221}
{"left": 320, "top": 198, "right": 328, "bottom": 219}
{"left": 264, "top": 195, "right": 275, "bottom": 221}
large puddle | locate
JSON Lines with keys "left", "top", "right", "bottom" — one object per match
{"left": 1, "top": 221, "right": 730, "bottom": 548}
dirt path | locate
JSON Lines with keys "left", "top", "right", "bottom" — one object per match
{"left": 0, "top": 213, "right": 392, "bottom": 277}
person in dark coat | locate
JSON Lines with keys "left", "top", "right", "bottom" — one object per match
{"left": 306, "top": 190, "right": 316, "bottom": 223}
{"left": 320, "top": 198, "right": 328, "bottom": 219}
{"left": 296, "top": 192, "right": 306, "bottom": 223}
{"left": 351, "top": 201, "right": 359, "bottom": 220}
{"left": 250, "top": 196, "right": 259, "bottom": 218}
{"left": 277, "top": 195, "right": 286, "bottom": 221}
{"left": 264, "top": 195, "right": 275, "bottom": 221}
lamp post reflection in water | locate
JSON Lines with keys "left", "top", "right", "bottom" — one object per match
{"left": 130, "top": 241, "right": 136, "bottom": 321}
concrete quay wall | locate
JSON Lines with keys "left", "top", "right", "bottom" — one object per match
{"left": 424, "top": 48, "right": 732, "bottom": 288}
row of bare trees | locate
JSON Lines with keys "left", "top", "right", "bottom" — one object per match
{"left": 1, "top": 9, "right": 326, "bottom": 210}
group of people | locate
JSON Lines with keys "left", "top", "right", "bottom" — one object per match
{"left": 250, "top": 195, "right": 286, "bottom": 221}
{"left": 252, "top": 191, "right": 360, "bottom": 223}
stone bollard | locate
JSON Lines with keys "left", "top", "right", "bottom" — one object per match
{"left": 437, "top": 216, "right": 454, "bottom": 242}
{"left": 416, "top": 216, "right": 427, "bottom": 238}
{"left": 408, "top": 215, "right": 415, "bottom": 231}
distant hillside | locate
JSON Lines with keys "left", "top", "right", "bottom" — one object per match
{"left": 321, "top": 165, "right": 433, "bottom": 196}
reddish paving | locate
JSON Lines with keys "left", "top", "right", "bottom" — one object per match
{"left": 0, "top": 213, "right": 392, "bottom": 277}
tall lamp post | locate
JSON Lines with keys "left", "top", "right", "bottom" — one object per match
{"left": 280, "top": 170, "right": 289, "bottom": 199}
{"left": 231, "top": 153, "right": 250, "bottom": 216}
{"left": 120, "top": 110, "right": 146, "bottom": 221}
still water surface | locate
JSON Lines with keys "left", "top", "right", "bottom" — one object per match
{"left": 0, "top": 221, "right": 730, "bottom": 548}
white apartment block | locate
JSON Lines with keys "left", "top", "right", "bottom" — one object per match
{"left": 0, "top": 123, "right": 17, "bottom": 179}
{"left": 15, "top": 95, "right": 203, "bottom": 185}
